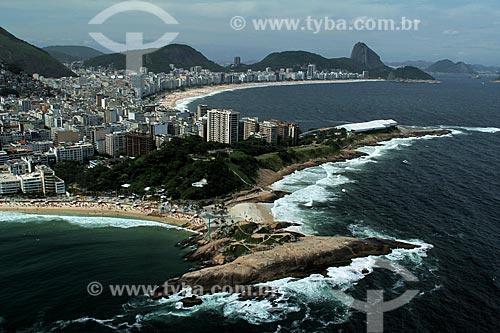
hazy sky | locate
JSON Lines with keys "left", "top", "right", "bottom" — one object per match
{"left": 1, "top": 0, "right": 499, "bottom": 65}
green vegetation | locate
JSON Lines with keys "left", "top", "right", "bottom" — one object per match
{"left": 257, "top": 145, "right": 341, "bottom": 171}
{"left": 387, "top": 66, "right": 435, "bottom": 81}
{"left": 84, "top": 44, "right": 224, "bottom": 72}
{"left": 238, "top": 51, "right": 364, "bottom": 73}
{"left": 56, "top": 136, "right": 255, "bottom": 200}
{"left": 54, "top": 128, "right": 393, "bottom": 200}
{"left": 0, "top": 27, "right": 76, "bottom": 78}
{"left": 0, "top": 87, "right": 19, "bottom": 97}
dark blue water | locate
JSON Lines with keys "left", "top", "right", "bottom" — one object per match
{"left": 1, "top": 76, "right": 500, "bottom": 332}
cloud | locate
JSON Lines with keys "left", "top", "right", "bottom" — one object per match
{"left": 1, "top": 0, "right": 500, "bottom": 65}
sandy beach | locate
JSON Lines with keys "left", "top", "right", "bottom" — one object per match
{"left": 228, "top": 202, "right": 275, "bottom": 223}
{"left": 160, "top": 79, "right": 382, "bottom": 110}
{"left": 0, "top": 200, "right": 276, "bottom": 230}
{"left": 0, "top": 201, "right": 200, "bottom": 230}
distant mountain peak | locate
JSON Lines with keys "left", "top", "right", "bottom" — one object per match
{"left": 350, "top": 42, "right": 385, "bottom": 69}
{"left": 84, "top": 43, "right": 224, "bottom": 73}
{"left": 427, "top": 59, "right": 477, "bottom": 74}
{"left": 43, "top": 45, "right": 104, "bottom": 62}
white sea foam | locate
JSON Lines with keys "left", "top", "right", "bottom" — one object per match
{"left": 347, "top": 223, "right": 433, "bottom": 266}
{"left": 47, "top": 228, "right": 432, "bottom": 330}
{"left": 0, "top": 212, "right": 184, "bottom": 230}
{"left": 439, "top": 125, "right": 500, "bottom": 134}
{"left": 453, "top": 126, "right": 500, "bottom": 133}
{"left": 50, "top": 315, "right": 142, "bottom": 332}
{"left": 272, "top": 135, "right": 441, "bottom": 234}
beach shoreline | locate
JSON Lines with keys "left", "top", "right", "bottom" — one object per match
{"left": 0, "top": 201, "right": 275, "bottom": 233}
{"left": 0, "top": 204, "right": 195, "bottom": 230}
{"left": 159, "top": 79, "right": 384, "bottom": 110}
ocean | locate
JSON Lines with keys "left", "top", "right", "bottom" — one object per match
{"left": 1, "top": 75, "right": 500, "bottom": 332}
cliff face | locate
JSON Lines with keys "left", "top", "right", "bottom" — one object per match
{"left": 350, "top": 42, "right": 385, "bottom": 69}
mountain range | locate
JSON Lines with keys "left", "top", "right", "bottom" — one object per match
{"left": 0, "top": 27, "right": 75, "bottom": 78}
{"left": 237, "top": 42, "right": 433, "bottom": 80}
{"left": 84, "top": 41, "right": 433, "bottom": 80}
{"left": 389, "top": 60, "right": 499, "bottom": 74}
{"left": 0, "top": 26, "right": 433, "bottom": 81}
{"left": 426, "top": 59, "right": 478, "bottom": 74}
{"left": 84, "top": 44, "right": 225, "bottom": 73}
{"left": 43, "top": 46, "right": 104, "bottom": 63}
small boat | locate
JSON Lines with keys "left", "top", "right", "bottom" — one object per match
{"left": 402, "top": 160, "right": 410, "bottom": 165}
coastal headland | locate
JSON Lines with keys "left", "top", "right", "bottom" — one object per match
{"left": 0, "top": 126, "right": 451, "bottom": 306}
{"left": 153, "top": 126, "right": 450, "bottom": 303}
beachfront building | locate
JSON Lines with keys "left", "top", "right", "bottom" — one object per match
{"left": 196, "top": 104, "right": 209, "bottom": 120}
{"left": 18, "top": 173, "right": 43, "bottom": 194}
{"left": 207, "top": 109, "right": 240, "bottom": 144}
{"left": 36, "top": 165, "right": 65, "bottom": 195}
{"left": 6, "top": 159, "right": 29, "bottom": 175}
{"left": 0, "top": 173, "right": 21, "bottom": 194}
{"left": 0, "top": 165, "right": 65, "bottom": 196}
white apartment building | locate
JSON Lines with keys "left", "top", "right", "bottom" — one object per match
{"left": 259, "top": 121, "right": 279, "bottom": 145}
{"left": 241, "top": 117, "right": 259, "bottom": 141}
{"left": 18, "top": 173, "right": 43, "bottom": 194}
{"left": 54, "top": 143, "right": 95, "bottom": 162}
{"left": 0, "top": 173, "right": 21, "bottom": 194}
{"left": 105, "top": 132, "right": 126, "bottom": 157}
{"left": 207, "top": 109, "right": 240, "bottom": 144}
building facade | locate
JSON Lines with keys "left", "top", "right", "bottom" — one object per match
{"left": 105, "top": 132, "right": 126, "bottom": 157}
{"left": 125, "top": 131, "right": 154, "bottom": 157}
{"left": 207, "top": 109, "right": 240, "bottom": 144}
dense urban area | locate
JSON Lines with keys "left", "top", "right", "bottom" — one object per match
{"left": 0, "top": 58, "right": 372, "bottom": 198}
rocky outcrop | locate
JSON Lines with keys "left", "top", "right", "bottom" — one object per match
{"left": 226, "top": 189, "right": 290, "bottom": 205}
{"left": 181, "top": 220, "right": 303, "bottom": 265}
{"left": 350, "top": 42, "right": 385, "bottom": 69}
{"left": 256, "top": 150, "right": 366, "bottom": 187}
{"left": 156, "top": 237, "right": 416, "bottom": 298}
{"left": 255, "top": 128, "right": 450, "bottom": 187}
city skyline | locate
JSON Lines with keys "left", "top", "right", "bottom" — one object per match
{"left": 1, "top": 0, "right": 500, "bottom": 65}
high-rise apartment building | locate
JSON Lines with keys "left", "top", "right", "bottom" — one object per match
{"left": 125, "top": 131, "right": 154, "bottom": 157}
{"left": 206, "top": 109, "right": 240, "bottom": 144}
